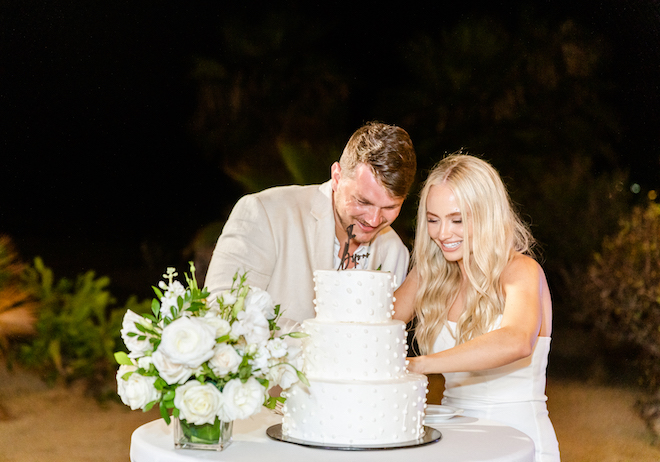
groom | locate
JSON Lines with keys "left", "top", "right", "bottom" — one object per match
{"left": 204, "top": 121, "right": 417, "bottom": 322}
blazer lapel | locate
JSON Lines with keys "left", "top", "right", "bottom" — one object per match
{"left": 309, "top": 181, "right": 336, "bottom": 271}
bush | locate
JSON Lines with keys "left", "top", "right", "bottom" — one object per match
{"left": 16, "top": 257, "right": 150, "bottom": 394}
{"left": 583, "top": 201, "right": 660, "bottom": 436}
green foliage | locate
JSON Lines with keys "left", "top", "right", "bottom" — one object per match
{"left": 582, "top": 200, "right": 660, "bottom": 435}
{"left": 583, "top": 201, "right": 660, "bottom": 390}
{"left": 17, "top": 257, "right": 150, "bottom": 389}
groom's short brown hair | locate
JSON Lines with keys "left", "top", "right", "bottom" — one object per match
{"left": 339, "top": 121, "right": 417, "bottom": 198}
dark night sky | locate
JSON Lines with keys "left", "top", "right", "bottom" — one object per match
{"left": 1, "top": 0, "right": 659, "bottom": 292}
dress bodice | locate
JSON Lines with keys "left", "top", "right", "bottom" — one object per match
{"left": 432, "top": 320, "right": 551, "bottom": 406}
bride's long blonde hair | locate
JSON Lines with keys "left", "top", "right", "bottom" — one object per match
{"left": 412, "top": 154, "right": 535, "bottom": 353}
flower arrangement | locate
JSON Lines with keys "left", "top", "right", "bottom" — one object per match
{"left": 114, "top": 264, "right": 307, "bottom": 432}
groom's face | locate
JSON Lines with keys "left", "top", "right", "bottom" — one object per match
{"left": 331, "top": 162, "right": 404, "bottom": 245}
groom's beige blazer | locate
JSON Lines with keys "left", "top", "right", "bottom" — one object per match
{"left": 204, "top": 181, "right": 410, "bottom": 322}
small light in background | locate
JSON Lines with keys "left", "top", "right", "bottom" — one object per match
{"left": 631, "top": 183, "right": 641, "bottom": 194}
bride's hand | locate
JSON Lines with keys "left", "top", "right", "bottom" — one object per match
{"left": 406, "top": 355, "right": 426, "bottom": 374}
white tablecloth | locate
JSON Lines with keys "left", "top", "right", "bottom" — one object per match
{"left": 130, "top": 409, "right": 534, "bottom": 462}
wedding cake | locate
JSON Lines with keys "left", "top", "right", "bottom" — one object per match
{"left": 281, "top": 269, "right": 428, "bottom": 445}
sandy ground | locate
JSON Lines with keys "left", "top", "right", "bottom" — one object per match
{"left": 1, "top": 367, "right": 659, "bottom": 462}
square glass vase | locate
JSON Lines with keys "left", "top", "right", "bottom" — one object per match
{"left": 173, "top": 417, "right": 233, "bottom": 451}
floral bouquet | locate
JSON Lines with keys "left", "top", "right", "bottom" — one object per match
{"left": 114, "top": 263, "right": 307, "bottom": 449}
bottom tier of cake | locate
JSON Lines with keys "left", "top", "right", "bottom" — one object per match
{"left": 281, "top": 374, "right": 428, "bottom": 445}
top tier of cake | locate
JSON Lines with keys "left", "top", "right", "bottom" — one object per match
{"left": 313, "top": 269, "right": 396, "bottom": 323}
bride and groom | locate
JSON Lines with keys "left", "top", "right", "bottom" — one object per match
{"left": 204, "top": 121, "right": 559, "bottom": 461}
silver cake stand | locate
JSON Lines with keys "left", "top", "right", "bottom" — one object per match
{"left": 266, "top": 424, "right": 442, "bottom": 451}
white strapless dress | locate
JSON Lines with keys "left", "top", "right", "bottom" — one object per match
{"left": 432, "top": 321, "right": 560, "bottom": 462}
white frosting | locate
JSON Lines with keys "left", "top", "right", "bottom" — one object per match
{"left": 313, "top": 269, "right": 396, "bottom": 323}
{"left": 282, "top": 375, "right": 428, "bottom": 445}
{"left": 301, "top": 319, "right": 409, "bottom": 381}
{"left": 282, "top": 270, "right": 429, "bottom": 446}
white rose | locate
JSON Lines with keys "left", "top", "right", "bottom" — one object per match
{"left": 202, "top": 315, "right": 231, "bottom": 339}
{"left": 116, "top": 365, "right": 160, "bottom": 410}
{"left": 174, "top": 380, "right": 223, "bottom": 425}
{"left": 152, "top": 349, "right": 194, "bottom": 385}
{"left": 233, "top": 308, "right": 270, "bottom": 346}
{"left": 266, "top": 338, "right": 288, "bottom": 358}
{"left": 158, "top": 317, "right": 216, "bottom": 368}
{"left": 245, "top": 288, "right": 276, "bottom": 319}
{"left": 267, "top": 363, "right": 299, "bottom": 390}
{"left": 120, "top": 310, "right": 153, "bottom": 358}
{"left": 219, "top": 377, "right": 265, "bottom": 421}
{"left": 209, "top": 344, "right": 242, "bottom": 376}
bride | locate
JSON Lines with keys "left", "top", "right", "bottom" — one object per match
{"left": 394, "top": 154, "right": 560, "bottom": 462}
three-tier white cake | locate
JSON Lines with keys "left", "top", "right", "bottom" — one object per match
{"left": 281, "top": 269, "right": 428, "bottom": 445}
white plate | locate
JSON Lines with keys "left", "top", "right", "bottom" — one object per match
{"left": 424, "top": 405, "right": 464, "bottom": 423}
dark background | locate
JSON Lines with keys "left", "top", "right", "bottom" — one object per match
{"left": 2, "top": 0, "right": 659, "bottom": 301}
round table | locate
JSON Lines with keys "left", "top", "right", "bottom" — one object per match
{"left": 130, "top": 409, "right": 534, "bottom": 462}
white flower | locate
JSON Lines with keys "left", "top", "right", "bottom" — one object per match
{"left": 267, "top": 363, "right": 299, "bottom": 390}
{"left": 219, "top": 377, "right": 265, "bottom": 421}
{"left": 202, "top": 315, "right": 231, "bottom": 339}
{"left": 120, "top": 310, "right": 153, "bottom": 358}
{"left": 245, "top": 288, "right": 276, "bottom": 319}
{"left": 159, "top": 280, "right": 188, "bottom": 320}
{"left": 137, "top": 356, "right": 153, "bottom": 370}
{"left": 233, "top": 308, "right": 270, "bottom": 346}
{"left": 250, "top": 345, "right": 270, "bottom": 374}
{"left": 209, "top": 344, "right": 242, "bottom": 376}
{"left": 174, "top": 380, "right": 224, "bottom": 425}
{"left": 158, "top": 317, "right": 216, "bottom": 368}
{"left": 219, "top": 290, "right": 237, "bottom": 307}
{"left": 116, "top": 365, "right": 160, "bottom": 410}
{"left": 152, "top": 349, "right": 194, "bottom": 385}
{"left": 266, "top": 338, "right": 288, "bottom": 358}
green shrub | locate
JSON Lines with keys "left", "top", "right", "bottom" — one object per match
{"left": 17, "top": 257, "right": 150, "bottom": 393}
{"left": 583, "top": 201, "right": 660, "bottom": 435}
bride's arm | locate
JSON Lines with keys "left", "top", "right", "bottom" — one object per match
{"left": 393, "top": 266, "right": 419, "bottom": 323}
{"left": 407, "top": 255, "right": 545, "bottom": 374}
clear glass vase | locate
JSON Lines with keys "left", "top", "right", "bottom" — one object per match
{"left": 173, "top": 417, "right": 233, "bottom": 451}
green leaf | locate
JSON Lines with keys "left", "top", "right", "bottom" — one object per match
{"left": 264, "top": 396, "right": 278, "bottom": 409}
{"left": 144, "top": 401, "right": 156, "bottom": 412}
{"left": 151, "top": 298, "right": 160, "bottom": 317}
{"left": 152, "top": 286, "right": 164, "bottom": 300}
{"left": 114, "top": 351, "right": 134, "bottom": 365}
{"left": 285, "top": 331, "right": 309, "bottom": 339}
{"left": 159, "top": 402, "right": 171, "bottom": 425}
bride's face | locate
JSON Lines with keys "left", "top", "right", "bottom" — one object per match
{"left": 426, "top": 184, "right": 466, "bottom": 264}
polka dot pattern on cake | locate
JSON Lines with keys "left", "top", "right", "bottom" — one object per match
{"left": 282, "top": 270, "right": 429, "bottom": 446}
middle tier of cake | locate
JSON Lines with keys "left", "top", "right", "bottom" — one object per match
{"left": 301, "top": 318, "right": 409, "bottom": 381}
